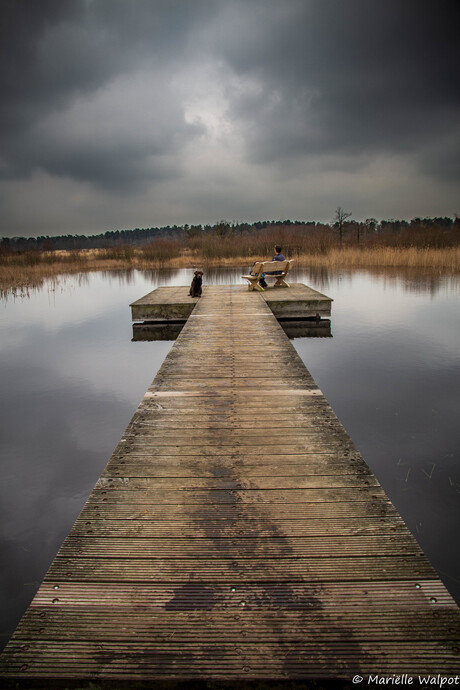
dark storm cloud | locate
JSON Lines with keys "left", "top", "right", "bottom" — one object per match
{"left": 0, "top": 1, "right": 81, "bottom": 128}
{"left": 0, "top": 0, "right": 213, "bottom": 124}
{"left": 0, "top": 0, "right": 212, "bottom": 188}
{"left": 215, "top": 0, "right": 460, "bottom": 177}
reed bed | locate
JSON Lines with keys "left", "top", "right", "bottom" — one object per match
{"left": 299, "top": 246, "right": 460, "bottom": 271}
{"left": 2, "top": 236, "right": 460, "bottom": 297}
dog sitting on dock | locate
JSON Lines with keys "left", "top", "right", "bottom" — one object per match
{"left": 189, "top": 270, "right": 203, "bottom": 297}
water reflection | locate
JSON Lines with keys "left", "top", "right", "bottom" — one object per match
{"left": 294, "top": 265, "right": 460, "bottom": 296}
{"left": 132, "top": 321, "right": 185, "bottom": 341}
{"left": 132, "top": 317, "right": 332, "bottom": 341}
{"left": 3, "top": 264, "right": 460, "bottom": 302}
{"left": 279, "top": 318, "right": 332, "bottom": 339}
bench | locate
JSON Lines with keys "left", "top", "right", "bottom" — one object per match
{"left": 242, "top": 260, "right": 294, "bottom": 291}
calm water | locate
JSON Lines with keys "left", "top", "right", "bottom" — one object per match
{"left": 1, "top": 267, "right": 459, "bottom": 649}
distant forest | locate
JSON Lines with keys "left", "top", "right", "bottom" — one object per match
{"left": 1, "top": 216, "right": 459, "bottom": 252}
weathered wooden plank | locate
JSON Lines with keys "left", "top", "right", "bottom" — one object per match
{"left": 124, "top": 433, "right": 348, "bottom": 445}
{"left": 107, "top": 455, "right": 366, "bottom": 470}
{"left": 30, "top": 579, "right": 453, "bottom": 609}
{"left": 123, "top": 416, "right": 343, "bottom": 429}
{"left": 78, "top": 499, "right": 399, "bottom": 520}
{"left": 45, "top": 555, "right": 437, "bottom": 583}
{"left": 111, "top": 443, "right": 358, "bottom": 456}
{"left": 94, "top": 475, "right": 380, "bottom": 489}
{"left": 58, "top": 534, "right": 422, "bottom": 559}
{"left": 101, "top": 460, "right": 372, "bottom": 477}
{"left": 121, "top": 426, "right": 353, "bottom": 440}
{"left": 2, "top": 641, "right": 458, "bottom": 679}
{"left": 13, "top": 609, "right": 460, "bottom": 642}
{"left": 71, "top": 516, "right": 407, "bottom": 538}
{"left": 86, "top": 487, "right": 387, "bottom": 505}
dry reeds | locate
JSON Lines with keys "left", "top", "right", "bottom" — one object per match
{"left": 137, "top": 238, "right": 183, "bottom": 265}
{"left": 186, "top": 225, "right": 337, "bottom": 262}
{"left": 297, "top": 246, "right": 460, "bottom": 271}
{"left": 2, "top": 223, "right": 460, "bottom": 296}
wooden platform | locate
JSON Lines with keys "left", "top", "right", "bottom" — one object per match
{"left": 130, "top": 282, "right": 333, "bottom": 321}
{"left": 1, "top": 285, "right": 459, "bottom": 686}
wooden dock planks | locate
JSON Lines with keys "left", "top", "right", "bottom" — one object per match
{"left": 1, "top": 284, "right": 459, "bottom": 685}
{"left": 130, "top": 282, "right": 333, "bottom": 321}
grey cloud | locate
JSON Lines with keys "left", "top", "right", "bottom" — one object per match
{"left": 1, "top": 0, "right": 214, "bottom": 126}
{"left": 216, "top": 1, "right": 460, "bottom": 176}
{"left": 4, "top": 71, "right": 205, "bottom": 189}
{"left": 0, "top": 0, "right": 212, "bottom": 188}
{"left": 1, "top": 1, "right": 89, "bottom": 132}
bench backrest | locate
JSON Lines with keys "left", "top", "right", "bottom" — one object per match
{"left": 252, "top": 260, "right": 293, "bottom": 276}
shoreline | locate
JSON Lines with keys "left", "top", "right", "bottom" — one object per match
{"left": 1, "top": 246, "right": 460, "bottom": 296}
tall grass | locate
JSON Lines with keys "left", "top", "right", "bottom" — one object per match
{"left": 0, "top": 248, "right": 90, "bottom": 267}
{"left": 138, "top": 238, "right": 183, "bottom": 264}
{"left": 184, "top": 223, "right": 460, "bottom": 272}
{"left": 188, "top": 222, "right": 460, "bottom": 263}
{"left": 188, "top": 225, "right": 337, "bottom": 261}
{"left": 299, "top": 246, "right": 460, "bottom": 271}
{"left": 2, "top": 222, "right": 460, "bottom": 296}
{"left": 99, "top": 245, "right": 135, "bottom": 261}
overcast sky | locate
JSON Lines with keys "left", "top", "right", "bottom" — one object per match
{"left": 1, "top": 0, "right": 459, "bottom": 237}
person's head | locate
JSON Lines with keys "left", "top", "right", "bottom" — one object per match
{"left": 274, "top": 245, "right": 282, "bottom": 254}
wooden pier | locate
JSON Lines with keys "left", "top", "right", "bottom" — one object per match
{"left": 130, "top": 282, "right": 333, "bottom": 322}
{"left": 1, "top": 284, "right": 459, "bottom": 686}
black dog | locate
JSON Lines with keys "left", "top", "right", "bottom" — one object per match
{"left": 189, "top": 270, "right": 203, "bottom": 297}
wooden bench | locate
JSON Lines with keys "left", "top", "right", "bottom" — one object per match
{"left": 242, "top": 260, "right": 293, "bottom": 291}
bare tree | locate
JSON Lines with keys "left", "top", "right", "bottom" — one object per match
{"left": 214, "top": 220, "right": 231, "bottom": 237}
{"left": 333, "top": 206, "right": 352, "bottom": 247}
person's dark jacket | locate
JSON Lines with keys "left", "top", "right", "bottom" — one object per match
{"left": 269, "top": 252, "right": 285, "bottom": 275}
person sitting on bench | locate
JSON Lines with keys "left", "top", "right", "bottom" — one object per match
{"left": 258, "top": 245, "right": 285, "bottom": 288}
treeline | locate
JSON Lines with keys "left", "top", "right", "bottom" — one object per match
{"left": 0, "top": 219, "right": 310, "bottom": 252}
{"left": 1, "top": 216, "right": 459, "bottom": 253}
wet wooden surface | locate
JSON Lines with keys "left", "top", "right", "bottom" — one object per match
{"left": 1, "top": 285, "right": 459, "bottom": 686}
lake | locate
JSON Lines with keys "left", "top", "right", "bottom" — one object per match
{"left": 1, "top": 266, "right": 459, "bottom": 650}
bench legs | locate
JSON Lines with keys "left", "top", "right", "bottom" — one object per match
{"left": 241, "top": 275, "right": 289, "bottom": 290}
{"left": 243, "top": 277, "right": 264, "bottom": 291}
